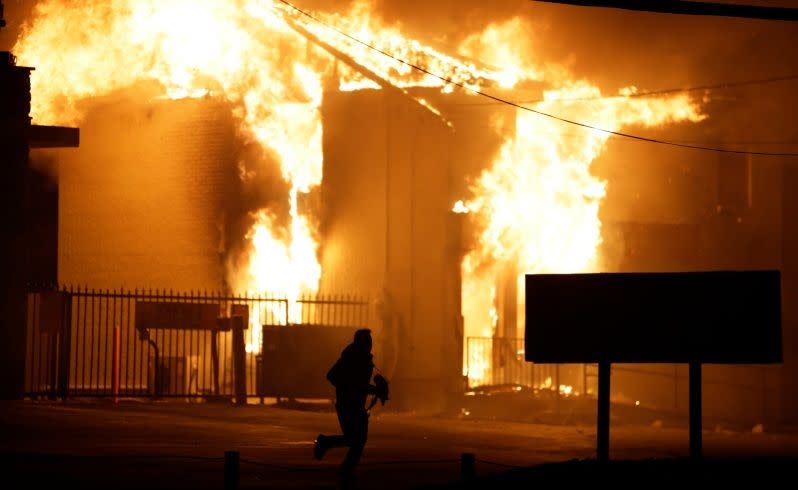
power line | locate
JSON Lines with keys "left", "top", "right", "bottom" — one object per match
{"left": 451, "top": 74, "right": 798, "bottom": 106}
{"left": 532, "top": 0, "right": 798, "bottom": 22}
{"left": 558, "top": 131, "right": 798, "bottom": 147}
{"left": 277, "top": 0, "right": 798, "bottom": 157}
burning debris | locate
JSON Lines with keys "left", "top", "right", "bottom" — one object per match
{"left": 14, "top": 0, "right": 704, "bottom": 379}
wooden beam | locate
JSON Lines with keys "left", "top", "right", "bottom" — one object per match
{"left": 281, "top": 15, "right": 398, "bottom": 94}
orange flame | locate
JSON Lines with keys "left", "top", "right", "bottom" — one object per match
{"left": 16, "top": 2, "right": 706, "bottom": 365}
{"left": 459, "top": 22, "right": 705, "bottom": 386}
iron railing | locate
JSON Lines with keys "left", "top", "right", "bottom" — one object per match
{"left": 25, "top": 286, "right": 369, "bottom": 401}
{"left": 465, "top": 337, "right": 590, "bottom": 395}
{"left": 466, "top": 336, "right": 778, "bottom": 417}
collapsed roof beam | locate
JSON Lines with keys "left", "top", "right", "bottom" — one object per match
{"left": 281, "top": 15, "right": 416, "bottom": 100}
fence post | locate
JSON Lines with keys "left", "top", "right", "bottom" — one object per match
{"left": 224, "top": 451, "right": 239, "bottom": 490}
{"left": 112, "top": 324, "right": 121, "bottom": 405}
{"left": 461, "top": 453, "right": 475, "bottom": 484}
{"left": 689, "top": 361, "right": 702, "bottom": 460}
{"left": 57, "top": 289, "right": 73, "bottom": 400}
{"left": 211, "top": 329, "right": 220, "bottom": 397}
{"left": 597, "top": 361, "right": 611, "bottom": 463}
{"left": 555, "top": 363, "right": 561, "bottom": 415}
{"left": 232, "top": 316, "right": 246, "bottom": 406}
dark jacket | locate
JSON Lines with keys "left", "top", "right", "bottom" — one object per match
{"left": 327, "top": 343, "right": 374, "bottom": 408}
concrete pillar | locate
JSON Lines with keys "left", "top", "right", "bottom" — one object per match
{"left": 0, "top": 55, "right": 32, "bottom": 399}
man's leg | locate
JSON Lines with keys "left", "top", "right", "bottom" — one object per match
{"left": 329, "top": 403, "right": 355, "bottom": 449}
{"left": 314, "top": 433, "right": 347, "bottom": 460}
{"left": 314, "top": 404, "right": 355, "bottom": 460}
{"left": 340, "top": 409, "right": 368, "bottom": 475}
{"left": 323, "top": 434, "right": 349, "bottom": 448}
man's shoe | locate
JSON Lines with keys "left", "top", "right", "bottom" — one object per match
{"left": 313, "top": 434, "right": 327, "bottom": 460}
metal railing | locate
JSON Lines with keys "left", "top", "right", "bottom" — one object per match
{"left": 466, "top": 336, "right": 778, "bottom": 420}
{"left": 465, "top": 337, "right": 589, "bottom": 394}
{"left": 25, "top": 286, "right": 369, "bottom": 401}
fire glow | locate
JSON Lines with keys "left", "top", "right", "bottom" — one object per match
{"left": 15, "top": 1, "right": 704, "bottom": 365}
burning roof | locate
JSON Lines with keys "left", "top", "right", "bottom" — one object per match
{"left": 13, "top": 0, "right": 705, "bottom": 383}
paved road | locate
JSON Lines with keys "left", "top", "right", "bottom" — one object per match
{"left": 1, "top": 400, "right": 797, "bottom": 488}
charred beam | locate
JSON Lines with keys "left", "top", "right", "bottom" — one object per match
{"left": 533, "top": 0, "right": 798, "bottom": 22}
{"left": 280, "top": 15, "right": 416, "bottom": 100}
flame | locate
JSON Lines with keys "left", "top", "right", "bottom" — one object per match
{"left": 460, "top": 22, "right": 705, "bottom": 386}
{"left": 285, "top": 1, "right": 529, "bottom": 94}
{"left": 458, "top": 18, "right": 543, "bottom": 89}
{"left": 14, "top": 0, "right": 332, "bottom": 352}
{"left": 14, "top": 0, "right": 532, "bottom": 354}
{"left": 452, "top": 200, "right": 471, "bottom": 214}
{"left": 16, "top": 2, "right": 706, "bottom": 365}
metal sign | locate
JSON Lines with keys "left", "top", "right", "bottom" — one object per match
{"left": 524, "top": 270, "right": 782, "bottom": 462}
{"left": 525, "top": 270, "right": 782, "bottom": 364}
{"left": 135, "top": 302, "right": 220, "bottom": 331}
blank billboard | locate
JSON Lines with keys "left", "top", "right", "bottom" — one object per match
{"left": 525, "top": 271, "right": 781, "bottom": 364}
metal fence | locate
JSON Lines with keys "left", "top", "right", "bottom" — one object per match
{"left": 25, "top": 286, "right": 369, "bottom": 401}
{"left": 466, "top": 336, "right": 777, "bottom": 418}
{"left": 465, "top": 337, "right": 591, "bottom": 395}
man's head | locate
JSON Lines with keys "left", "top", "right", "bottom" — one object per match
{"left": 353, "top": 328, "right": 372, "bottom": 352}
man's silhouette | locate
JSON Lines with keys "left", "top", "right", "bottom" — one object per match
{"left": 314, "top": 329, "right": 381, "bottom": 477}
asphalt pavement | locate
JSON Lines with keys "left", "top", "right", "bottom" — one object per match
{"left": 1, "top": 399, "right": 797, "bottom": 489}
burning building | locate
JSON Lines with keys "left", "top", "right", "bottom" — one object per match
{"left": 4, "top": 0, "right": 797, "bottom": 422}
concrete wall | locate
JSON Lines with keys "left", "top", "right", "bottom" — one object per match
{"left": 54, "top": 97, "right": 237, "bottom": 290}
{"left": 320, "top": 89, "right": 465, "bottom": 411}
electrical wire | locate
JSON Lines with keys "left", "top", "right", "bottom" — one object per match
{"left": 277, "top": 0, "right": 798, "bottom": 158}
{"left": 453, "top": 74, "right": 798, "bottom": 106}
